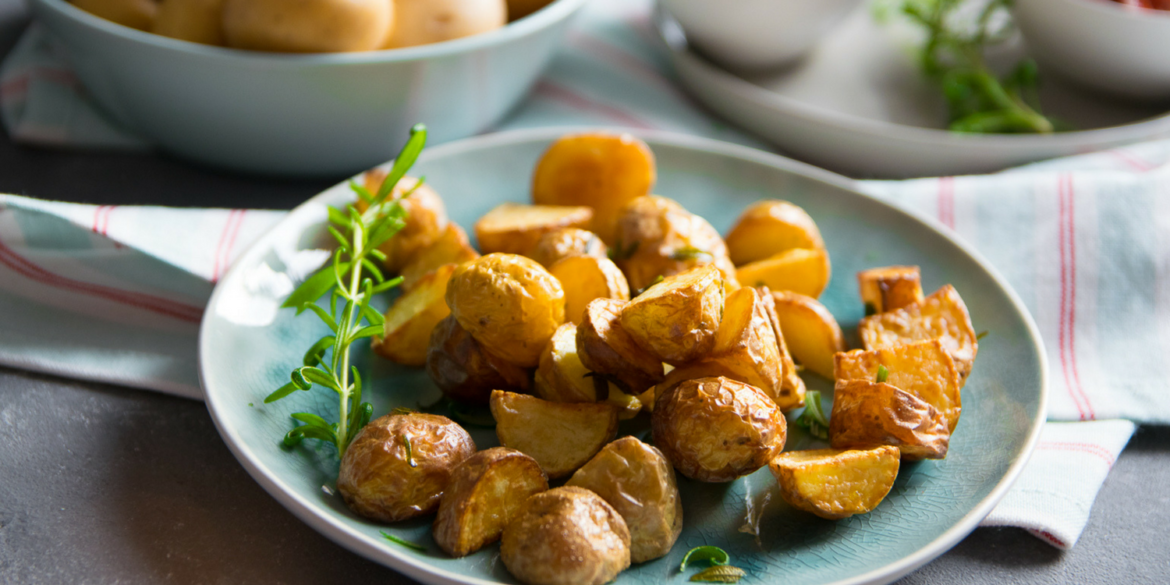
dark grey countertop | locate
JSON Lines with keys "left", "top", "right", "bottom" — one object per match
{"left": 0, "top": 2, "right": 1168, "bottom": 582}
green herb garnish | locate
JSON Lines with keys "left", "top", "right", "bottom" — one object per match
{"left": 381, "top": 531, "right": 426, "bottom": 551}
{"left": 633, "top": 274, "right": 665, "bottom": 297}
{"left": 403, "top": 435, "right": 417, "bottom": 468}
{"left": 864, "top": 302, "right": 878, "bottom": 317}
{"left": 876, "top": 365, "right": 890, "bottom": 384}
{"left": 976, "top": 330, "right": 989, "bottom": 341}
{"left": 795, "top": 390, "right": 830, "bottom": 440}
{"left": 680, "top": 546, "right": 730, "bottom": 571}
{"left": 608, "top": 239, "right": 639, "bottom": 261}
{"left": 690, "top": 565, "right": 746, "bottom": 583}
{"left": 671, "top": 246, "right": 712, "bottom": 262}
{"left": 391, "top": 406, "right": 417, "bottom": 415}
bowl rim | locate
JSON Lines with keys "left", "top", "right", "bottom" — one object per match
{"left": 32, "top": 0, "right": 590, "bottom": 64}
{"left": 1025, "top": 0, "right": 1170, "bottom": 21}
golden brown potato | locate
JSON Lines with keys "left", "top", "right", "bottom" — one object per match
{"left": 768, "top": 446, "right": 900, "bottom": 520}
{"left": 358, "top": 173, "right": 450, "bottom": 272}
{"left": 506, "top": 0, "right": 551, "bottom": 20}
{"left": 612, "top": 195, "right": 739, "bottom": 293}
{"left": 528, "top": 227, "right": 608, "bottom": 268}
{"left": 549, "top": 255, "right": 630, "bottom": 325}
{"left": 447, "top": 254, "right": 565, "bottom": 368}
{"left": 474, "top": 203, "right": 594, "bottom": 256}
{"left": 576, "top": 298, "right": 664, "bottom": 394}
{"left": 372, "top": 264, "right": 455, "bottom": 366}
{"left": 858, "top": 266, "right": 924, "bottom": 314}
{"left": 399, "top": 223, "right": 479, "bottom": 291}
{"left": 566, "top": 436, "right": 682, "bottom": 563}
{"left": 72, "top": 0, "right": 158, "bottom": 30}
{"left": 222, "top": 0, "right": 394, "bottom": 52}
{"left": 535, "top": 324, "right": 643, "bottom": 419}
{"left": 725, "top": 200, "right": 825, "bottom": 266}
{"left": 652, "top": 377, "right": 787, "bottom": 482}
{"left": 830, "top": 380, "right": 950, "bottom": 460}
{"left": 769, "top": 290, "right": 845, "bottom": 380}
{"left": 736, "top": 248, "right": 831, "bottom": 299}
{"left": 532, "top": 133, "right": 656, "bottom": 244}
{"left": 337, "top": 413, "right": 476, "bottom": 522}
{"left": 433, "top": 447, "right": 548, "bottom": 557}
{"left": 426, "top": 315, "right": 530, "bottom": 404}
{"left": 835, "top": 340, "right": 962, "bottom": 431}
{"left": 759, "top": 287, "right": 807, "bottom": 410}
{"left": 858, "top": 285, "right": 978, "bottom": 381}
{"left": 491, "top": 390, "right": 619, "bottom": 479}
{"left": 152, "top": 0, "right": 224, "bottom": 44}
{"left": 501, "top": 487, "right": 631, "bottom": 585}
{"left": 384, "top": 0, "right": 506, "bottom": 49}
{"left": 620, "top": 265, "right": 725, "bottom": 365}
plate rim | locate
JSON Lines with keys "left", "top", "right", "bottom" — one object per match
{"left": 199, "top": 126, "right": 1049, "bottom": 585}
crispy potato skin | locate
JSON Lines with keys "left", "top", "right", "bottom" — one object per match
{"left": 399, "top": 223, "right": 479, "bottom": 291}
{"left": 550, "top": 255, "right": 630, "bottom": 325}
{"left": 337, "top": 414, "right": 476, "bottom": 523}
{"left": 613, "top": 195, "right": 739, "bottom": 292}
{"left": 707, "top": 287, "right": 786, "bottom": 405}
{"left": 566, "top": 437, "right": 682, "bottom": 563}
{"left": 725, "top": 200, "right": 825, "bottom": 266}
{"left": 358, "top": 173, "right": 450, "bottom": 272}
{"left": 528, "top": 227, "right": 608, "bottom": 268}
{"left": 652, "top": 377, "right": 787, "bottom": 482}
{"left": 474, "top": 203, "right": 594, "bottom": 256}
{"left": 620, "top": 265, "right": 726, "bottom": 365}
{"left": 536, "top": 323, "right": 600, "bottom": 403}
{"left": 446, "top": 254, "right": 565, "bottom": 368}
{"left": 532, "top": 133, "right": 656, "bottom": 244}
{"left": 491, "top": 390, "right": 619, "bottom": 479}
{"left": 426, "top": 316, "right": 531, "bottom": 404}
{"left": 501, "top": 487, "right": 631, "bottom": 585}
{"left": 372, "top": 264, "right": 455, "bottom": 366}
{"left": 829, "top": 380, "right": 950, "bottom": 460}
{"left": 576, "top": 299, "right": 664, "bottom": 394}
{"left": 736, "top": 248, "right": 831, "bottom": 299}
{"left": 768, "top": 446, "right": 900, "bottom": 520}
{"left": 835, "top": 340, "right": 962, "bottom": 431}
{"left": 433, "top": 447, "right": 548, "bottom": 557}
{"left": 857, "top": 266, "right": 924, "bottom": 313}
{"left": 858, "top": 285, "right": 978, "bottom": 381}
{"left": 769, "top": 290, "right": 846, "bottom": 380}
{"left": 759, "top": 287, "right": 806, "bottom": 410}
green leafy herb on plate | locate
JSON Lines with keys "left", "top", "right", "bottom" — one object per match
{"left": 795, "top": 389, "right": 830, "bottom": 440}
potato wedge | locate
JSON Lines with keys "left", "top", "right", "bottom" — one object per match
{"left": 536, "top": 324, "right": 643, "bottom": 419}
{"left": 433, "top": 447, "right": 548, "bottom": 557}
{"left": 759, "top": 287, "right": 807, "bottom": 411}
{"left": 577, "top": 298, "right": 664, "bottom": 394}
{"left": 858, "top": 265, "right": 924, "bottom": 314}
{"left": 399, "top": 223, "right": 479, "bottom": 291}
{"left": 359, "top": 173, "right": 449, "bottom": 271}
{"left": 612, "top": 195, "right": 739, "bottom": 293}
{"left": 507, "top": 0, "right": 553, "bottom": 21}
{"left": 835, "top": 340, "right": 962, "bottom": 431}
{"left": 566, "top": 436, "right": 683, "bottom": 563}
{"left": 829, "top": 380, "right": 950, "bottom": 460}
{"left": 550, "top": 255, "right": 630, "bottom": 325}
{"left": 491, "top": 390, "right": 619, "bottom": 479}
{"left": 652, "top": 377, "right": 787, "bottom": 482}
{"left": 858, "top": 285, "right": 978, "bottom": 380}
{"left": 372, "top": 264, "right": 456, "bottom": 366}
{"left": 474, "top": 203, "right": 593, "bottom": 255}
{"left": 620, "top": 265, "right": 725, "bottom": 365}
{"left": 532, "top": 132, "right": 656, "bottom": 244}
{"left": 528, "top": 227, "right": 608, "bottom": 268}
{"left": 768, "top": 446, "right": 900, "bottom": 520}
{"left": 725, "top": 200, "right": 825, "bottom": 266}
{"left": 769, "top": 290, "right": 846, "bottom": 380}
{"left": 737, "top": 248, "right": 831, "bottom": 299}
{"left": 427, "top": 316, "right": 530, "bottom": 404}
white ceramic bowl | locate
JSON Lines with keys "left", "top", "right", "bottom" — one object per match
{"left": 658, "top": 0, "right": 864, "bottom": 71}
{"left": 27, "top": 0, "right": 588, "bottom": 176}
{"left": 1014, "top": 0, "right": 1170, "bottom": 101}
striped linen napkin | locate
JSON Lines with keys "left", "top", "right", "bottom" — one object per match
{"left": 1, "top": 0, "right": 1160, "bottom": 551}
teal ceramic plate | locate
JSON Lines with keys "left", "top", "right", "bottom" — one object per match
{"left": 199, "top": 128, "right": 1047, "bottom": 585}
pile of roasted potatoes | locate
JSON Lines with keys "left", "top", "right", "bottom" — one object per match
{"left": 340, "top": 132, "right": 978, "bottom": 584}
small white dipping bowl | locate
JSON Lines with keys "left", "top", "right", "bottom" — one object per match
{"left": 1014, "top": 0, "right": 1170, "bottom": 102}
{"left": 28, "top": 0, "right": 588, "bottom": 176}
{"left": 658, "top": 0, "right": 864, "bottom": 71}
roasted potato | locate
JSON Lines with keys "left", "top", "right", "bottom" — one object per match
{"left": 399, "top": 223, "right": 479, "bottom": 291}
{"left": 652, "top": 377, "right": 787, "bottom": 482}
{"left": 491, "top": 390, "right": 619, "bottom": 479}
{"left": 72, "top": 0, "right": 158, "bottom": 30}
{"left": 576, "top": 298, "right": 665, "bottom": 394}
{"left": 447, "top": 254, "right": 565, "bottom": 368}
{"left": 358, "top": 173, "right": 450, "bottom": 272}
{"left": 858, "top": 266, "right": 924, "bottom": 314}
{"left": 835, "top": 340, "right": 962, "bottom": 431}
{"left": 501, "top": 487, "right": 631, "bottom": 585}
{"left": 528, "top": 227, "right": 608, "bottom": 268}
{"left": 474, "top": 203, "right": 594, "bottom": 256}
{"left": 759, "top": 287, "right": 807, "bottom": 410}
{"left": 532, "top": 133, "right": 656, "bottom": 244}
{"left": 768, "top": 446, "right": 900, "bottom": 520}
{"left": 566, "top": 436, "right": 682, "bottom": 563}
{"left": 612, "top": 195, "right": 739, "bottom": 292}
{"left": 858, "top": 285, "right": 978, "bottom": 380}
{"left": 829, "top": 380, "right": 950, "bottom": 460}
{"left": 337, "top": 413, "right": 476, "bottom": 522}
{"left": 426, "top": 315, "right": 531, "bottom": 404}
{"left": 620, "top": 265, "right": 725, "bottom": 365}
{"left": 725, "top": 200, "right": 825, "bottom": 266}
{"left": 222, "top": 0, "right": 394, "bottom": 52}
{"left": 535, "top": 324, "right": 643, "bottom": 419}
{"left": 384, "top": 0, "right": 506, "bottom": 49}
{"left": 769, "top": 290, "right": 845, "bottom": 380}
{"left": 507, "top": 0, "right": 552, "bottom": 20}
{"left": 549, "top": 255, "right": 630, "bottom": 325}
{"left": 433, "top": 447, "right": 548, "bottom": 557}
{"left": 153, "top": 0, "right": 225, "bottom": 45}
{"left": 736, "top": 248, "right": 831, "bottom": 299}
{"left": 372, "top": 264, "right": 455, "bottom": 366}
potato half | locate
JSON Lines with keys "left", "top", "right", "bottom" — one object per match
{"left": 577, "top": 298, "right": 665, "bottom": 394}
{"left": 835, "top": 340, "right": 962, "bottom": 431}
{"left": 222, "top": 0, "right": 394, "bottom": 52}
{"left": 73, "top": 0, "right": 158, "bottom": 31}
{"left": 736, "top": 248, "right": 831, "bottom": 299}
{"left": 759, "top": 287, "right": 806, "bottom": 410}
{"left": 528, "top": 227, "right": 608, "bottom": 268}
{"left": 857, "top": 265, "right": 924, "bottom": 314}
{"left": 385, "top": 0, "right": 507, "bottom": 49}
{"left": 549, "top": 255, "right": 630, "bottom": 325}
{"left": 858, "top": 285, "right": 978, "bottom": 381}
{"left": 768, "top": 446, "right": 900, "bottom": 520}
{"left": 725, "top": 200, "right": 825, "bottom": 266}
{"left": 830, "top": 380, "right": 950, "bottom": 460}
{"left": 491, "top": 390, "right": 619, "bottom": 479}
{"left": 507, "top": 0, "right": 552, "bottom": 20}
{"left": 426, "top": 316, "right": 530, "bottom": 404}
{"left": 433, "top": 447, "right": 548, "bottom": 557}
{"left": 372, "top": 264, "right": 455, "bottom": 366}
{"left": 399, "top": 223, "right": 479, "bottom": 291}
{"left": 620, "top": 265, "right": 725, "bottom": 365}
{"left": 769, "top": 290, "right": 845, "bottom": 380}
{"left": 535, "top": 324, "right": 643, "bottom": 419}
{"left": 612, "top": 195, "right": 738, "bottom": 293}
{"left": 153, "top": 0, "right": 225, "bottom": 45}
{"left": 474, "top": 203, "right": 594, "bottom": 256}
{"left": 358, "top": 173, "right": 450, "bottom": 272}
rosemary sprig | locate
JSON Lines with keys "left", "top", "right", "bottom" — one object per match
{"left": 264, "top": 124, "right": 428, "bottom": 458}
